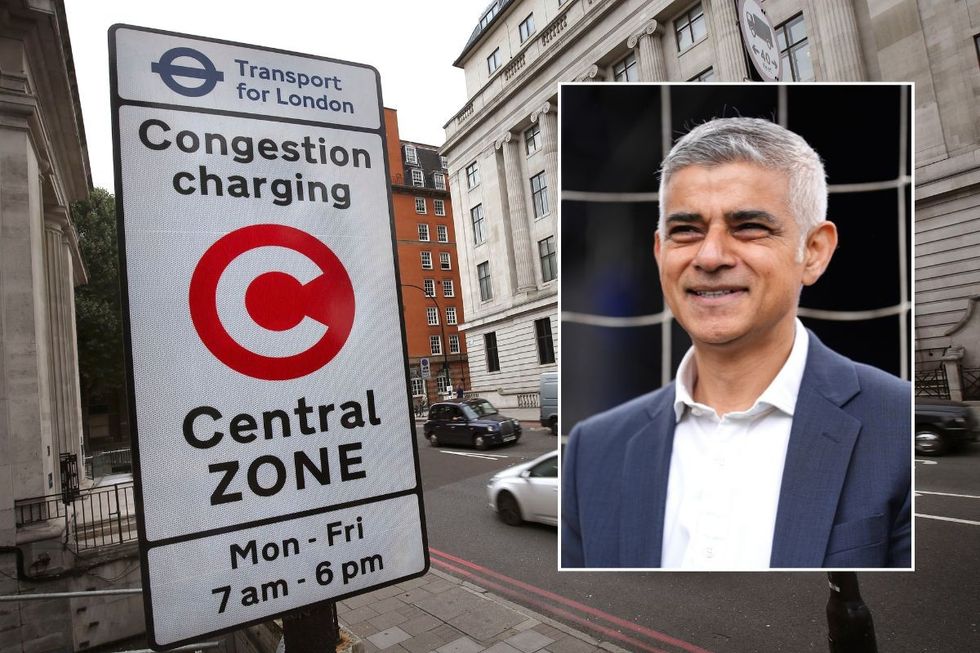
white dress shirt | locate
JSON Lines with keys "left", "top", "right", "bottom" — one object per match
{"left": 661, "top": 319, "right": 809, "bottom": 569}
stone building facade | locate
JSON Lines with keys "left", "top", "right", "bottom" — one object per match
{"left": 0, "top": 0, "right": 89, "bottom": 541}
{"left": 442, "top": 0, "right": 979, "bottom": 403}
{"left": 0, "top": 1, "right": 94, "bottom": 650}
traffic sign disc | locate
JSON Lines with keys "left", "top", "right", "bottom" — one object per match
{"left": 189, "top": 223, "right": 355, "bottom": 380}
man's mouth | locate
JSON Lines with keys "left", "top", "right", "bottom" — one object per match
{"left": 687, "top": 288, "right": 746, "bottom": 298}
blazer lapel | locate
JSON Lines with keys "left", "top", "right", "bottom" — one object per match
{"left": 619, "top": 389, "right": 676, "bottom": 567}
{"left": 770, "top": 334, "right": 861, "bottom": 567}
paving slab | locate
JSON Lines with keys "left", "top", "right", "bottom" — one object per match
{"left": 367, "top": 627, "right": 411, "bottom": 650}
{"left": 504, "top": 629, "right": 555, "bottom": 652}
{"left": 435, "top": 636, "right": 486, "bottom": 653}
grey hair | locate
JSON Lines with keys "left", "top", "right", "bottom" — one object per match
{"left": 657, "top": 117, "right": 827, "bottom": 256}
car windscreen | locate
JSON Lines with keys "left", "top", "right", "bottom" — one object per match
{"left": 460, "top": 404, "right": 480, "bottom": 419}
{"left": 467, "top": 399, "right": 498, "bottom": 416}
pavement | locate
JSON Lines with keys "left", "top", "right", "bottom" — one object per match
{"left": 338, "top": 568, "right": 626, "bottom": 653}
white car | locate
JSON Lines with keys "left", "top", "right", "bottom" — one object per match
{"left": 486, "top": 451, "right": 558, "bottom": 526}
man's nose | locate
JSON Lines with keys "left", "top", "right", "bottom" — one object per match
{"left": 692, "top": 228, "right": 737, "bottom": 271}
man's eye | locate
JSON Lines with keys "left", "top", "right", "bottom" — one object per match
{"left": 735, "top": 223, "right": 771, "bottom": 234}
{"left": 668, "top": 226, "right": 701, "bottom": 240}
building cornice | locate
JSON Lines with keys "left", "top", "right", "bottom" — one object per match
{"left": 443, "top": 0, "right": 619, "bottom": 151}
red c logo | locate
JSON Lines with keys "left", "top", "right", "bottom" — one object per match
{"left": 188, "top": 224, "right": 355, "bottom": 380}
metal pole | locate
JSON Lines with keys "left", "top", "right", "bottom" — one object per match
{"left": 402, "top": 283, "right": 451, "bottom": 394}
{"left": 282, "top": 600, "right": 339, "bottom": 652}
{"left": 826, "top": 572, "right": 878, "bottom": 652}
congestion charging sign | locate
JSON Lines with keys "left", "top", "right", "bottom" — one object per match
{"left": 109, "top": 26, "right": 427, "bottom": 648}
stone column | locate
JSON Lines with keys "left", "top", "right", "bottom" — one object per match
{"left": 709, "top": 0, "right": 749, "bottom": 80}
{"left": 531, "top": 102, "right": 558, "bottom": 234}
{"left": 628, "top": 20, "right": 667, "bottom": 81}
{"left": 43, "top": 210, "right": 72, "bottom": 471}
{"left": 818, "top": 0, "right": 867, "bottom": 80}
{"left": 60, "top": 218, "right": 85, "bottom": 464}
{"left": 494, "top": 132, "right": 536, "bottom": 292}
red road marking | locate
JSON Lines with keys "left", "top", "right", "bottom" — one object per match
{"left": 428, "top": 555, "right": 673, "bottom": 653}
{"left": 429, "top": 547, "right": 714, "bottom": 653}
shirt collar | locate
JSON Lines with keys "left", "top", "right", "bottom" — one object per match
{"left": 672, "top": 319, "right": 810, "bottom": 422}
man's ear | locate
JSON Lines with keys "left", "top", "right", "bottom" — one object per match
{"left": 654, "top": 230, "right": 662, "bottom": 266}
{"left": 801, "top": 221, "right": 838, "bottom": 286}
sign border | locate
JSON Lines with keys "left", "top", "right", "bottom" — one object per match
{"left": 109, "top": 23, "right": 429, "bottom": 650}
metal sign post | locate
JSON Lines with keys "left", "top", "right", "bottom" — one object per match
{"left": 110, "top": 25, "right": 427, "bottom": 649}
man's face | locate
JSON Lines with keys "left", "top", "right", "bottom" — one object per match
{"left": 655, "top": 161, "right": 817, "bottom": 351}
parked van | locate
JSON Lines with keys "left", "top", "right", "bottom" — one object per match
{"left": 539, "top": 371, "right": 558, "bottom": 435}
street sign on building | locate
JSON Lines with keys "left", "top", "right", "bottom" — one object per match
{"left": 420, "top": 357, "right": 431, "bottom": 379}
{"left": 110, "top": 25, "right": 426, "bottom": 649}
{"left": 738, "top": 0, "right": 782, "bottom": 81}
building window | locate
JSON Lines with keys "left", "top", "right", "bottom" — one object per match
{"left": 613, "top": 52, "right": 638, "bottom": 82}
{"left": 449, "top": 334, "right": 461, "bottom": 354}
{"left": 479, "top": 4, "right": 498, "bottom": 30}
{"left": 411, "top": 376, "right": 425, "bottom": 396}
{"left": 418, "top": 224, "right": 430, "bottom": 241}
{"left": 434, "top": 199, "right": 446, "bottom": 216}
{"left": 478, "top": 261, "right": 492, "bottom": 301}
{"left": 440, "top": 252, "right": 451, "bottom": 270}
{"left": 519, "top": 13, "right": 536, "bottom": 43}
{"left": 423, "top": 279, "right": 435, "bottom": 297}
{"left": 404, "top": 144, "right": 418, "bottom": 165}
{"left": 484, "top": 332, "right": 500, "bottom": 372}
{"left": 446, "top": 306, "right": 457, "bottom": 325}
{"left": 430, "top": 335, "right": 442, "bottom": 355}
{"left": 411, "top": 169, "right": 425, "bottom": 186}
{"left": 776, "top": 14, "right": 814, "bottom": 82}
{"left": 440, "top": 155, "right": 448, "bottom": 169}
{"left": 466, "top": 162, "right": 480, "bottom": 188}
{"left": 415, "top": 197, "right": 426, "bottom": 213}
{"left": 539, "top": 236, "right": 557, "bottom": 282}
{"left": 442, "top": 279, "right": 455, "bottom": 297}
{"left": 471, "top": 204, "right": 486, "bottom": 245}
{"left": 675, "top": 2, "right": 706, "bottom": 52}
{"left": 421, "top": 251, "right": 432, "bottom": 269}
{"left": 488, "top": 48, "right": 501, "bottom": 74}
{"left": 426, "top": 306, "right": 439, "bottom": 326}
{"left": 434, "top": 173, "right": 446, "bottom": 190}
{"left": 525, "top": 123, "right": 541, "bottom": 155}
{"left": 530, "top": 172, "right": 549, "bottom": 218}
{"left": 535, "top": 317, "right": 556, "bottom": 365}
{"left": 690, "top": 67, "right": 714, "bottom": 82}
{"left": 437, "top": 225, "right": 448, "bottom": 242}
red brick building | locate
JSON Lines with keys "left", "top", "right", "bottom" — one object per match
{"left": 385, "top": 108, "right": 467, "bottom": 402}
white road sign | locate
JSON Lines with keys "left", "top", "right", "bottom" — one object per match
{"left": 738, "top": 0, "right": 782, "bottom": 81}
{"left": 110, "top": 25, "right": 426, "bottom": 649}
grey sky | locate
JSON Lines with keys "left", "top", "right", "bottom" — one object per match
{"left": 65, "top": 0, "right": 484, "bottom": 190}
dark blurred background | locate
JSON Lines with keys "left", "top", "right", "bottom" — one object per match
{"left": 560, "top": 84, "right": 911, "bottom": 433}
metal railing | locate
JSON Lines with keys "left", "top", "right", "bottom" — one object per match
{"left": 14, "top": 494, "right": 67, "bottom": 527}
{"left": 914, "top": 367, "right": 949, "bottom": 399}
{"left": 14, "top": 481, "right": 137, "bottom": 551}
{"left": 961, "top": 368, "right": 980, "bottom": 401}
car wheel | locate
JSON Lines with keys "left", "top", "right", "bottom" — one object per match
{"left": 915, "top": 428, "right": 946, "bottom": 456}
{"left": 428, "top": 433, "right": 439, "bottom": 447}
{"left": 496, "top": 492, "right": 522, "bottom": 526}
{"left": 473, "top": 434, "right": 488, "bottom": 450}
{"left": 549, "top": 417, "right": 557, "bottom": 436}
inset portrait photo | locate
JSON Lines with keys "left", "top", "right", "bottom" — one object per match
{"left": 559, "top": 83, "right": 912, "bottom": 570}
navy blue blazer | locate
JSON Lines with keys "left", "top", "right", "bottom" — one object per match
{"left": 561, "top": 332, "right": 912, "bottom": 568}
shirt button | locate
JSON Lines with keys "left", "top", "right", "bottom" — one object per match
{"left": 692, "top": 408, "right": 703, "bottom": 417}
